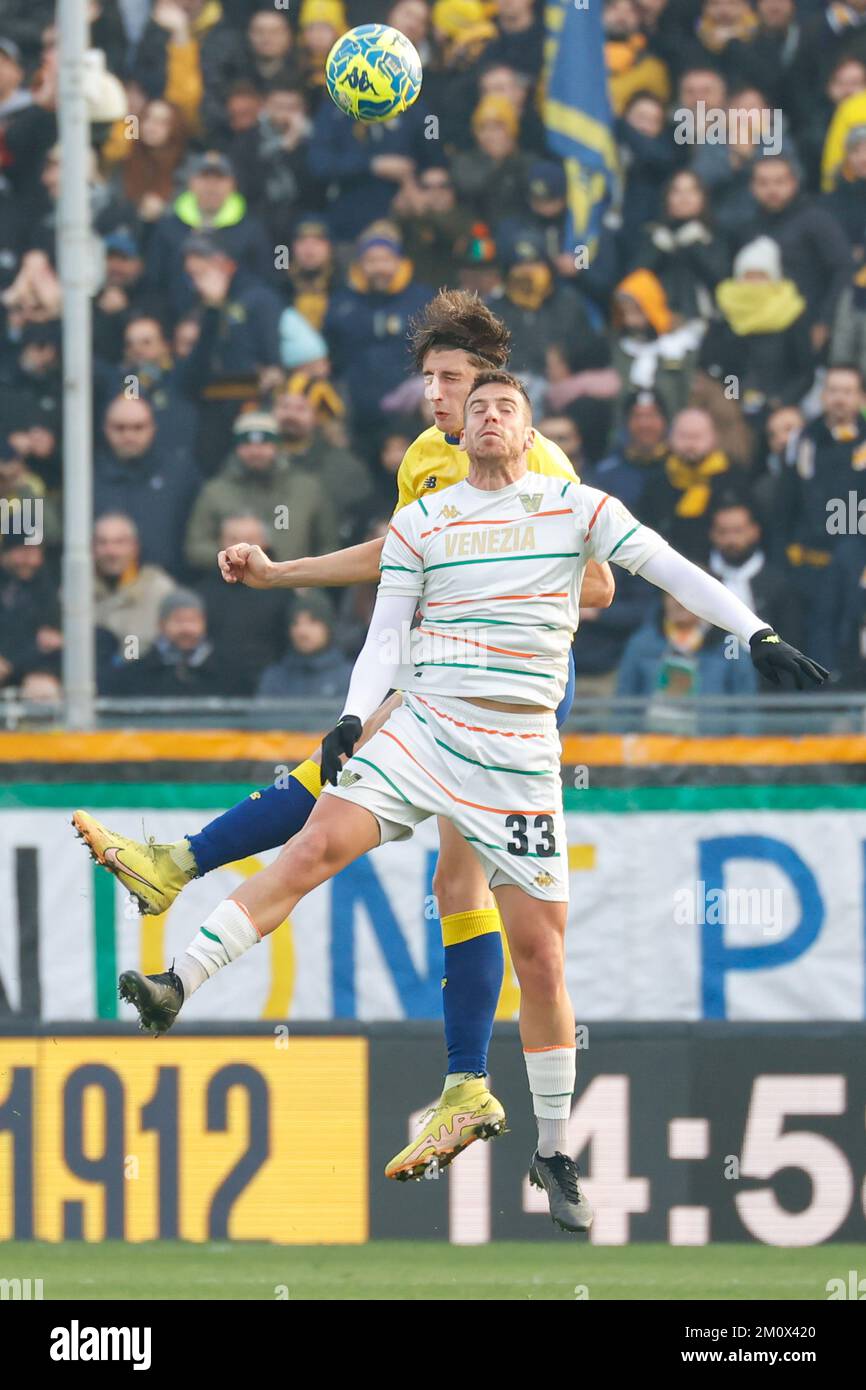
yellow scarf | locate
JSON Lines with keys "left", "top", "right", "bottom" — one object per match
{"left": 665, "top": 450, "right": 729, "bottom": 517}
{"left": 716, "top": 279, "right": 806, "bottom": 336}
{"left": 696, "top": 8, "right": 758, "bottom": 52}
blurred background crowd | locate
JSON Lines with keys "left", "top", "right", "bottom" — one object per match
{"left": 1, "top": 0, "right": 865, "bottom": 714}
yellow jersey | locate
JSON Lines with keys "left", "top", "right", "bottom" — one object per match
{"left": 393, "top": 424, "right": 579, "bottom": 512}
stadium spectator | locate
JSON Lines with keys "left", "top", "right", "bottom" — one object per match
{"left": 589, "top": 388, "right": 670, "bottom": 512}
{"left": 105, "top": 588, "right": 233, "bottom": 697}
{"left": 484, "top": 0, "right": 544, "bottom": 78}
{"left": 393, "top": 163, "right": 476, "bottom": 288}
{"left": 451, "top": 93, "right": 531, "bottom": 227}
{"left": 197, "top": 514, "right": 290, "bottom": 695}
{"left": 92, "top": 229, "right": 168, "bottom": 364}
{"left": 185, "top": 408, "right": 339, "bottom": 572}
{"left": 629, "top": 170, "right": 728, "bottom": 321}
{"left": 145, "top": 151, "right": 275, "bottom": 318}
{"left": 830, "top": 259, "right": 866, "bottom": 379}
{"left": 537, "top": 415, "right": 585, "bottom": 475}
{"left": 324, "top": 222, "right": 431, "bottom": 444}
{"left": 309, "top": 73, "right": 431, "bottom": 243}
{"left": 0, "top": 437, "right": 57, "bottom": 551}
{"left": 0, "top": 36, "right": 56, "bottom": 202}
{"left": 603, "top": 0, "right": 671, "bottom": 115}
{"left": 819, "top": 125, "right": 866, "bottom": 259}
{"left": 257, "top": 590, "right": 352, "bottom": 699}
{"left": 491, "top": 235, "right": 603, "bottom": 388}
{"left": 617, "top": 93, "right": 678, "bottom": 251}
{"left": 736, "top": 156, "right": 852, "bottom": 349}
{"left": 273, "top": 387, "right": 371, "bottom": 536}
{"left": 0, "top": 535, "right": 60, "bottom": 688}
{"left": 19, "top": 668, "right": 62, "bottom": 706}
{"left": 640, "top": 407, "right": 733, "bottom": 562}
{"left": 93, "top": 513, "right": 176, "bottom": 657}
{"left": 279, "top": 217, "right": 334, "bottom": 333}
{"left": 132, "top": 0, "right": 238, "bottom": 137}
{"left": 94, "top": 395, "right": 201, "bottom": 577}
{"left": 697, "top": 235, "right": 813, "bottom": 462}
{"left": 616, "top": 592, "right": 759, "bottom": 730}
{"left": 113, "top": 98, "right": 189, "bottom": 228}
{"left": 781, "top": 364, "right": 866, "bottom": 661}
{"left": 707, "top": 495, "right": 799, "bottom": 643}
{"left": 802, "top": 56, "right": 866, "bottom": 191}
{"left": 229, "top": 84, "right": 322, "bottom": 245}
{"left": 610, "top": 269, "right": 706, "bottom": 426}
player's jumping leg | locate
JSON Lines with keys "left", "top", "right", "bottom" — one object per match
{"left": 118, "top": 794, "right": 381, "bottom": 1031}
{"left": 494, "top": 883, "right": 592, "bottom": 1234}
{"left": 385, "top": 818, "right": 506, "bottom": 1179}
{"left": 73, "top": 697, "right": 403, "bottom": 914}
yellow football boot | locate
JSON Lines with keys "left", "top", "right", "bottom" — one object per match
{"left": 385, "top": 1078, "right": 506, "bottom": 1181}
{"left": 72, "top": 810, "right": 196, "bottom": 915}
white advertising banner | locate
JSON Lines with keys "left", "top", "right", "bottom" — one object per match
{"left": 1, "top": 800, "right": 863, "bottom": 1022}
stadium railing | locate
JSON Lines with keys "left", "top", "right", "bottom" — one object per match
{"left": 2, "top": 691, "right": 866, "bottom": 733}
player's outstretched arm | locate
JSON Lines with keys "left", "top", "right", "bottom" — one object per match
{"left": 321, "top": 590, "right": 418, "bottom": 783}
{"left": 218, "top": 536, "right": 386, "bottom": 589}
{"left": 582, "top": 560, "right": 615, "bottom": 608}
{"left": 635, "top": 547, "right": 830, "bottom": 688}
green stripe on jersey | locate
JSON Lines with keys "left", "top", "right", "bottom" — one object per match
{"left": 560, "top": 481, "right": 572, "bottom": 497}
{"left": 425, "top": 552, "right": 580, "bottom": 571}
{"left": 418, "top": 497, "right": 428, "bottom": 516}
{"left": 380, "top": 564, "right": 415, "bottom": 572}
{"left": 350, "top": 755, "right": 412, "bottom": 804}
{"left": 415, "top": 660, "right": 557, "bottom": 678}
{"left": 422, "top": 616, "right": 558, "bottom": 629}
{"left": 432, "top": 736, "right": 548, "bottom": 775}
{"left": 606, "top": 525, "right": 640, "bottom": 561}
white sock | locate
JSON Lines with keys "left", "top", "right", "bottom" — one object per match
{"left": 524, "top": 1046, "right": 576, "bottom": 1158}
{"left": 175, "top": 899, "right": 261, "bottom": 999}
{"left": 443, "top": 1071, "right": 485, "bottom": 1092}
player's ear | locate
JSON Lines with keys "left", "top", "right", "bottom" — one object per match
{"left": 524, "top": 426, "right": 535, "bottom": 453}
{"left": 457, "top": 428, "right": 467, "bottom": 452}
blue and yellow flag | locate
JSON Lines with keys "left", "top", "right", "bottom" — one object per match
{"left": 543, "top": 0, "right": 619, "bottom": 258}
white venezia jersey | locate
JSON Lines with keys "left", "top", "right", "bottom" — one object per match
{"left": 379, "top": 473, "right": 667, "bottom": 707}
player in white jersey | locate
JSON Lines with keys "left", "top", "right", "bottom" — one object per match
{"left": 120, "top": 372, "right": 828, "bottom": 1233}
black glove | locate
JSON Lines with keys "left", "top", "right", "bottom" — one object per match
{"left": 321, "top": 715, "right": 363, "bottom": 786}
{"left": 749, "top": 628, "right": 830, "bottom": 689}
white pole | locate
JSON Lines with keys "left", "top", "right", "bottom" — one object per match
{"left": 59, "top": 0, "right": 95, "bottom": 729}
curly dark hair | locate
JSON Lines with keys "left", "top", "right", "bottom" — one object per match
{"left": 407, "top": 289, "right": 512, "bottom": 372}
{"left": 464, "top": 369, "right": 532, "bottom": 415}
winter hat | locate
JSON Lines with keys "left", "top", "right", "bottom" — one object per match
{"left": 279, "top": 308, "right": 328, "bottom": 369}
{"left": 733, "top": 236, "right": 783, "bottom": 281}
{"left": 472, "top": 94, "right": 519, "bottom": 138}
{"left": 159, "top": 589, "right": 205, "bottom": 622}
{"left": 299, "top": 0, "right": 347, "bottom": 28}
{"left": 615, "top": 269, "right": 673, "bottom": 335}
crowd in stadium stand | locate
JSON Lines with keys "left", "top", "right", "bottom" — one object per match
{"left": 1, "top": 0, "right": 865, "bottom": 716}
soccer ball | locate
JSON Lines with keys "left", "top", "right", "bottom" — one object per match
{"left": 325, "top": 24, "right": 422, "bottom": 123}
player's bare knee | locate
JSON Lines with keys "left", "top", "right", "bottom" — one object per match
{"left": 275, "top": 822, "right": 336, "bottom": 886}
{"left": 433, "top": 868, "right": 493, "bottom": 918}
{"left": 509, "top": 937, "right": 564, "bottom": 1003}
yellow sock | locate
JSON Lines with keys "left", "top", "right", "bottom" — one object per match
{"left": 290, "top": 757, "right": 323, "bottom": 799}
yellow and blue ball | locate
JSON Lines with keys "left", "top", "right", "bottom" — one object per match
{"left": 325, "top": 24, "right": 422, "bottom": 123}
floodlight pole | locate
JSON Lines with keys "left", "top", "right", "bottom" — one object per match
{"left": 59, "top": 0, "right": 95, "bottom": 729}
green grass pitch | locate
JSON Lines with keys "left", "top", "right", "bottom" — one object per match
{"left": 1, "top": 1242, "right": 861, "bottom": 1300}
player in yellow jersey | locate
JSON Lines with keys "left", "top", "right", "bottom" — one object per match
{"left": 75, "top": 291, "right": 614, "bottom": 1180}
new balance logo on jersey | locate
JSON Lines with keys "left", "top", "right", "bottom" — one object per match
{"left": 519, "top": 493, "right": 543, "bottom": 514}
{"left": 439, "top": 505, "right": 461, "bottom": 519}
{"left": 422, "top": 475, "right": 438, "bottom": 490}
{"left": 444, "top": 525, "right": 536, "bottom": 558}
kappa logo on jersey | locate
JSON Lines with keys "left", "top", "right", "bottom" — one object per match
{"left": 519, "top": 493, "right": 543, "bottom": 514}
{"left": 439, "top": 504, "right": 461, "bottom": 519}
{"left": 338, "top": 769, "right": 362, "bottom": 787}
{"left": 535, "top": 869, "right": 555, "bottom": 889}
{"left": 422, "top": 475, "right": 438, "bottom": 490}
{"left": 444, "top": 524, "right": 535, "bottom": 558}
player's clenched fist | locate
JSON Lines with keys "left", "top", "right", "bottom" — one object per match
{"left": 217, "top": 543, "right": 275, "bottom": 588}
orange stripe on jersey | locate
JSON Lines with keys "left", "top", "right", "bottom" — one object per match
{"left": 426, "top": 592, "right": 568, "bottom": 608}
{"left": 583, "top": 493, "right": 610, "bottom": 541}
{"left": 381, "top": 729, "right": 556, "bottom": 815}
{"left": 388, "top": 523, "right": 422, "bottom": 560}
{"left": 416, "top": 625, "right": 541, "bottom": 660}
{"left": 419, "top": 509, "right": 573, "bottom": 538}
{"left": 414, "top": 695, "right": 546, "bottom": 739}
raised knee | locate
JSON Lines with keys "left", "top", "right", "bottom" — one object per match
{"left": 276, "top": 822, "right": 339, "bottom": 883}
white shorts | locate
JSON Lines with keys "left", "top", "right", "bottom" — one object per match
{"left": 322, "top": 692, "right": 569, "bottom": 902}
